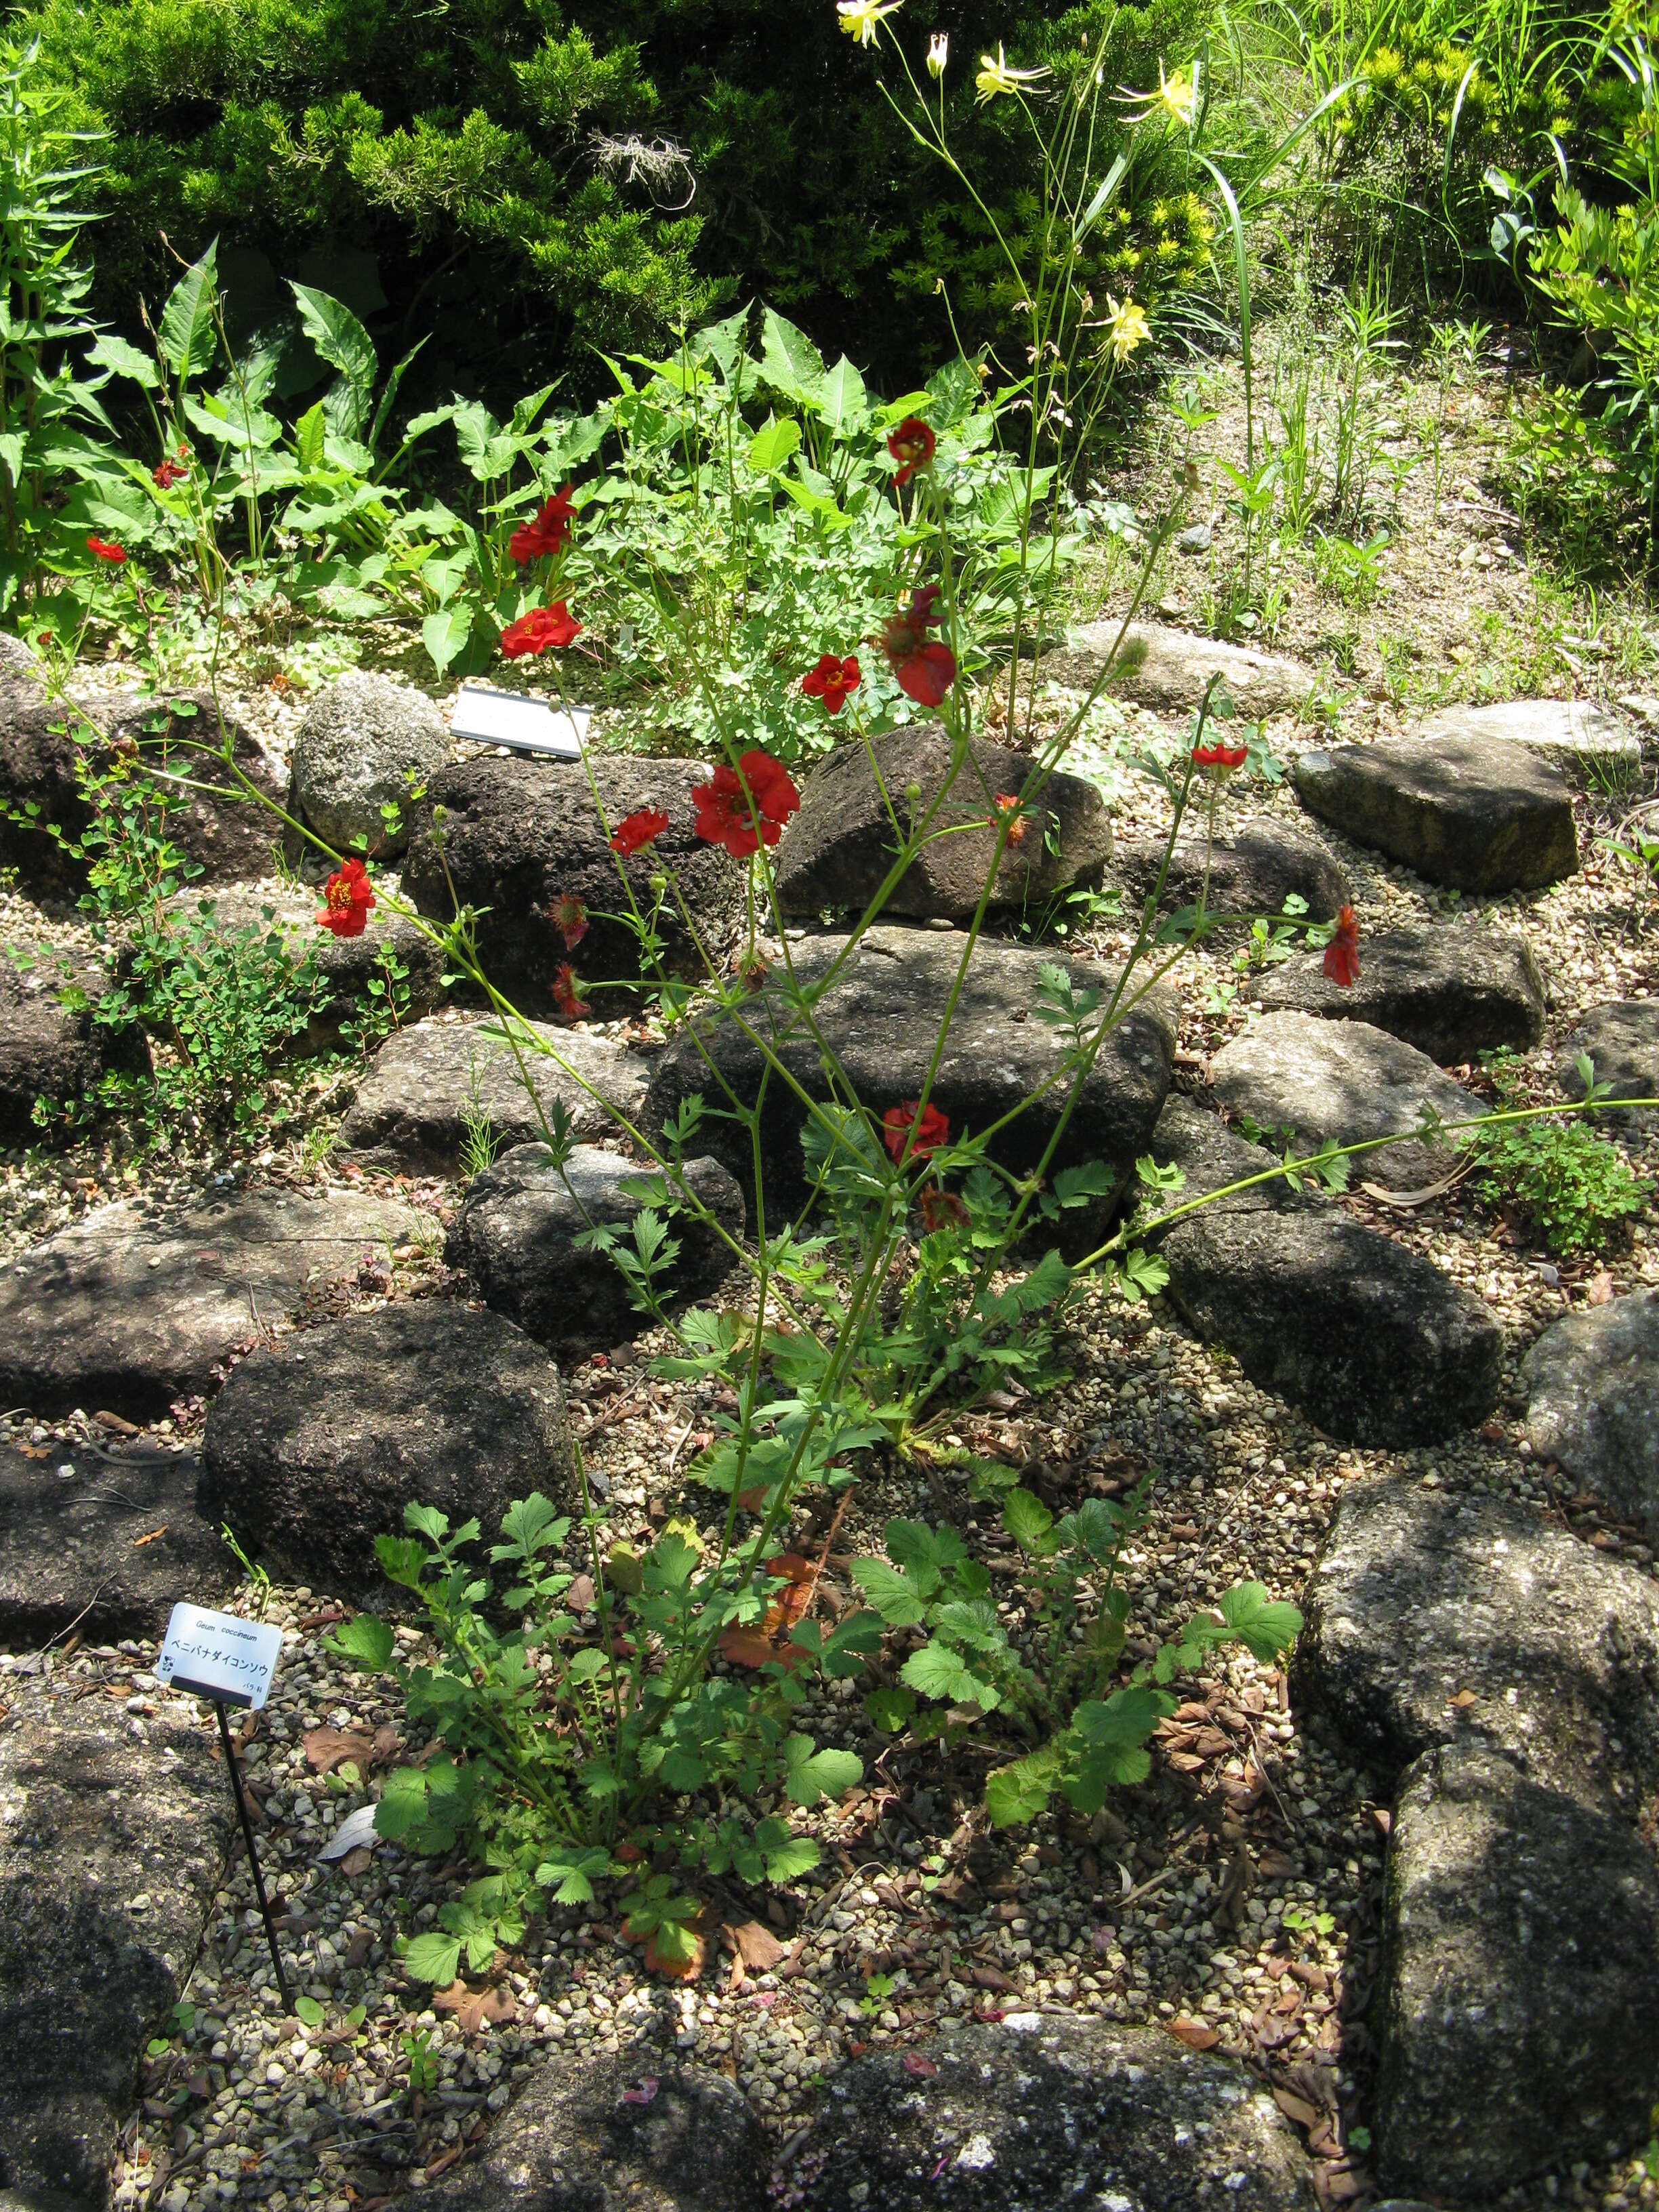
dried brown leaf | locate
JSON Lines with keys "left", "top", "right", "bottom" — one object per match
{"left": 433, "top": 1980, "right": 516, "bottom": 2034}
{"left": 303, "top": 1727, "right": 373, "bottom": 1776}
{"left": 729, "top": 1919, "right": 787, "bottom": 1971}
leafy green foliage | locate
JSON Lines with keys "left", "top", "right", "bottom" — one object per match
{"left": 1465, "top": 1052, "right": 1650, "bottom": 1258}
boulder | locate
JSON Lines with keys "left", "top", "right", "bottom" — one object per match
{"left": 0, "top": 1187, "right": 424, "bottom": 1418}
{"left": 1419, "top": 697, "right": 1641, "bottom": 784}
{"left": 1373, "top": 1742, "right": 1659, "bottom": 2200}
{"left": 402, "top": 756, "right": 743, "bottom": 996}
{"left": 198, "top": 1302, "right": 575, "bottom": 1598}
{"left": 422, "top": 2049, "right": 770, "bottom": 2212}
{"left": 794, "top": 2017, "right": 1316, "bottom": 2211}
{"left": 1113, "top": 818, "right": 1350, "bottom": 924}
{"left": 1151, "top": 1099, "right": 1502, "bottom": 1448}
{"left": 1556, "top": 998, "right": 1659, "bottom": 1118}
{"left": 0, "top": 1438, "right": 227, "bottom": 1649}
{"left": 0, "top": 948, "right": 150, "bottom": 1147}
{"left": 1042, "top": 619, "right": 1317, "bottom": 717}
{"left": 1293, "top": 1475, "right": 1659, "bottom": 1799}
{"left": 1255, "top": 922, "right": 1546, "bottom": 1064}
{"left": 1523, "top": 1291, "right": 1659, "bottom": 1543}
{"left": 771, "top": 725, "right": 1110, "bottom": 924}
{"left": 291, "top": 672, "right": 449, "bottom": 859}
{"left": 1208, "top": 1008, "right": 1483, "bottom": 1190}
{"left": 0, "top": 1670, "right": 231, "bottom": 2211}
{"left": 641, "top": 925, "right": 1174, "bottom": 1231}
{"left": 1292, "top": 733, "right": 1578, "bottom": 893}
{"left": 448, "top": 1144, "right": 745, "bottom": 1354}
{"left": 339, "top": 1014, "right": 650, "bottom": 1171}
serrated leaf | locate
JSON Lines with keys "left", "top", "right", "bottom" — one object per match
{"left": 985, "top": 1748, "right": 1060, "bottom": 1827}
{"left": 1002, "top": 1487, "right": 1054, "bottom": 1553}
{"left": 899, "top": 1639, "right": 973, "bottom": 1702}
{"left": 328, "top": 1616, "right": 396, "bottom": 1672}
{"left": 782, "top": 1734, "right": 861, "bottom": 1807}
{"left": 403, "top": 1932, "right": 462, "bottom": 1984}
{"left": 850, "top": 1557, "right": 928, "bottom": 1626}
{"left": 1218, "top": 1582, "right": 1303, "bottom": 1662}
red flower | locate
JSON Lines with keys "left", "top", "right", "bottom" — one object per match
{"left": 881, "top": 586, "right": 956, "bottom": 708}
{"left": 508, "top": 485, "right": 577, "bottom": 564}
{"left": 802, "top": 653, "right": 861, "bottom": 716}
{"left": 994, "top": 794, "right": 1026, "bottom": 845}
{"left": 152, "top": 457, "right": 187, "bottom": 489}
{"left": 1191, "top": 738, "right": 1248, "bottom": 779}
{"left": 86, "top": 535, "right": 127, "bottom": 565}
{"left": 918, "top": 1185, "right": 969, "bottom": 1233}
{"left": 883, "top": 1099, "right": 950, "bottom": 1164}
{"left": 887, "top": 416, "right": 936, "bottom": 488}
{"left": 611, "top": 806, "right": 670, "bottom": 856}
{"left": 501, "top": 602, "right": 581, "bottom": 658}
{"left": 318, "top": 857, "right": 375, "bottom": 938}
{"left": 548, "top": 895, "right": 588, "bottom": 950}
{"left": 691, "top": 750, "right": 801, "bottom": 858}
{"left": 552, "top": 962, "right": 591, "bottom": 1020}
{"left": 1324, "top": 905, "right": 1361, "bottom": 989}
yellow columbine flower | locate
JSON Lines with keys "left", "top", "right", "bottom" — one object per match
{"left": 1103, "top": 293, "right": 1151, "bottom": 365}
{"left": 975, "top": 42, "right": 1050, "bottom": 102}
{"left": 836, "top": 0, "right": 901, "bottom": 45}
{"left": 928, "top": 31, "right": 949, "bottom": 77}
{"left": 1120, "top": 56, "right": 1198, "bottom": 127}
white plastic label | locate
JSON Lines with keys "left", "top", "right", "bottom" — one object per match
{"left": 156, "top": 1603, "right": 284, "bottom": 1710}
{"left": 450, "top": 684, "right": 589, "bottom": 758}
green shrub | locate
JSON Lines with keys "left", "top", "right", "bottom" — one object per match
{"left": 1466, "top": 1053, "right": 1650, "bottom": 1257}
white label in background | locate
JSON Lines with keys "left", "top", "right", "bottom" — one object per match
{"left": 450, "top": 684, "right": 590, "bottom": 759}
{"left": 157, "top": 1603, "right": 284, "bottom": 1710}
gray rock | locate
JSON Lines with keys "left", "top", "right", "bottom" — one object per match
{"left": 1043, "top": 620, "right": 1317, "bottom": 716}
{"left": 1420, "top": 696, "right": 1641, "bottom": 783}
{"left": 0, "top": 949, "right": 150, "bottom": 1147}
{"left": 291, "top": 672, "right": 449, "bottom": 859}
{"left": 1151, "top": 1099, "right": 1502, "bottom": 1447}
{"left": 0, "top": 1187, "right": 424, "bottom": 1418}
{"left": 1556, "top": 998, "right": 1659, "bottom": 1118}
{"left": 1292, "top": 733, "right": 1578, "bottom": 893}
{"left": 1113, "top": 818, "right": 1350, "bottom": 924}
{"left": 771, "top": 725, "right": 1110, "bottom": 924}
{"left": 340, "top": 1014, "right": 650, "bottom": 1171}
{"left": 422, "top": 2048, "right": 769, "bottom": 2212}
{"left": 199, "top": 1303, "right": 574, "bottom": 1599}
{"left": 1524, "top": 1291, "right": 1659, "bottom": 1542}
{"left": 1208, "top": 1008, "right": 1483, "bottom": 1190}
{"left": 0, "top": 1439, "right": 226, "bottom": 1650}
{"left": 449, "top": 1143, "right": 745, "bottom": 1355}
{"left": 1294, "top": 1475, "right": 1659, "bottom": 1799}
{"left": 642, "top": 925, "right": 1174, "bottom": 1233}
{"left": 1255, "top": 922, "right": 1546, "bottom": 1064}
{"left": 1374, "top": 1741, "right": 1659, "bottom": 2200}
{"left": 795, "top": 2018, "right": 1316, "bottom": 2211}
{"left": 0, "top": 1672, "right": 231, "bottom": 2211}
{"left": 403, "top": 756, "right": 743, "bottom": 996}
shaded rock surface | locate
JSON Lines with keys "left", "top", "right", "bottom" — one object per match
{"left": 449, "top": 1143, "right": 744, "bottom": 1355}
{"left": 1420, "top": 696, "right": 1640, "bottom": 782}
{"left": 291, "top": 672, "right": 449, "bottom": 859}
{"left": 199, "top": 1302, "right": 575, "bottom": 1597}
{"left": 423, "top": 2048, "right": 769, "bottom": 2212}
{"left": 1523, "top": 1291, "right": 1659, "bottom": 1542}
{"left": 0, "top": 949, "right": 150, "bottom": 1147}
{"left": 1151, "top": 1099, "right": 1502, "bottom": 1448}
{"left": 1208, "top": 1008, "right": 1483, "bottom": 1190}
{"left": 772, "top": 724, "right": 1110, "bottom": 924}
{"left": 1294, "top": 1475, "right": 1659, "bottom": 1798}
{"left": 642, "top": 925, "right": 1173, "bottom": 1231}
{"left": 1556, "top": 998, "right": 1659, "bottom": 1116}
{"left": 340, "top": 1015, "right": 650, "bottom": 1170}
{"left": 0, "top": 1672, "right": 231, "bottom": 2211}
{"left": 0, "top": 1188, "right": 424, "bottom": 1418}
{"left": 1293, "top": 733, "right": 1579, "bottom": 892}
{"left": 1113, "top": 819, "right": 1350, "bottom": 924}
{"left": 1254, "top": 921, "right": 1546, "bottom": 1064}
{"left": 0, "top": 1439, "right": 226, "bottom": 1650}
{"left": 1043, "top": 619, "right": 1317, "bottom": 716}
{"left": 1374, "top": 1741, "right": 1659, "bottom": 2200}
{"left": 794, "top": 2017, "right": 1317, "bottom": 2211}
{"left": 403, "top": 756, "right": 742, "bottom": 993}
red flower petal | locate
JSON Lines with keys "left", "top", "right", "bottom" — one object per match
{"left": 501, "top": 602, "right": 582, "bottom": 658}
{"left": 691, "top": 751, "right": 801, "bottom": 858}
{"left": 887, "top": 416, "right": 936, "bottom": 488}
{"left": 86, "top": 535, "right": 127, "bottom": 565}
{"left": 317, "top": 857, "right": 375, "bottom": 939}
{"left": 611, "top": 806, "right": 670, "bottom": 855}
{"left": 1323, "top": 905, "right": 1361, "bottom": 988}
{"left": 883, "top": 1099, "right": 949, "bottom": 1163}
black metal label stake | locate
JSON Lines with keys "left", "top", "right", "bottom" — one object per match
{"left": 214, "top": 1697, "right": 293, "bottom": 2015}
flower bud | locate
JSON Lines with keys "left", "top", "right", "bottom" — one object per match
{"left": 903, "top": 781, "right": 923, "bottom": 802}
{"left": 649, "top": 870, "right": 668, "bottom": 894}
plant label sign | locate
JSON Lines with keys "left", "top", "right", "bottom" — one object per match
{"left": 157, "top": 1603, "right": 283, "bottom": 1710}
{"left": 451, "top": 684, "right": 590, "bottom": 760}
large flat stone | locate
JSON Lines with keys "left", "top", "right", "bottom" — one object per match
{"left": 1292, "top": 733, "right": 1578, "bottom": 892}
{"left": 0, "top": 1188, "right": 424, "bottom": 1418}
{"left": 772, "top": 725, "right": 1109, "bottom": 924}
{"left": 1255, "top": 922, "right": 1546, "bottom": 1064}
{"left": 1043, "top": 620, "right": 1317, "bottom": 716}
{"left": 1294, "top": 1475, "right": 1659, "bottom": 1799}
{"left": 1523, "top": 1291, "right": 1659, "bottom": 1544}
{"left": 1420, "top": 697, "right": 1640, "bottom": 783}
{"left": 1112, "top": 817, "right": 1350, "bottom": 924}
{"left": 338, "top": 1014, "right": 650, "bottom": 1170}
{"left": 1374, "top": 1741, "right": 1659, "bottom": 2200}
{"left": 1152, "top": 1100, "right": 1502, "bottom": 1447}
{"left": 795, "top": 2017, "right": 1317, "bottom": 2211}
{"left": 1208, "top": 1008, "right": 1484, "bottom": 1189}
{"left": 0, "top": 1669, "right": 231, "bottom": 2209}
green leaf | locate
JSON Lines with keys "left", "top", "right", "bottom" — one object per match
{"left": 422, "top": 605, "right": 474, "bottom": 677}
{"left": 864, "top": 1685, "right": 917, "bottom": 1734}
{"left": 159, "top": 241, "right": 220, "bottom": 383}
{"left": 403, "top": 1932, "right": 463, "bottom": 1984}
{"left": 294, "top": 401, "right": 327, "bottom": 473}
{"left": 329, "top": 1616, "right": 396, "bottom": 1672}
{"left": 899, "top": 1638, "right": 975, "bottom": 1702}
{"left": 1052, "top": 1160, "right": 1116, "bottom": 1208}
{"left": 782, "top": 1734, "right": 862, "bottom": 1807}
{"left": 985, "top": 1748, "right": 1060, "bottom": 1827}
{"left": 88, "top": 334, "right": 160, "bottom": 390}
{"left": 817, "top": 354, "right": 869, "bottom": 433}
{"left": 290, "top": 284, "right": 378, "bottom": 439}
{"left": 1218, "top": 1583, "right": 1303, "bottom": 1662}
{"left": 746, "top": 415, "right": 802, "bottom": 475}
{"left": 763, "top": 1835, "right": 821, "bottom": 1883}
{"left": 293, "top": 1995, "right": 324, "bottom": 2028}
{"left": 1071, "top": 1685, "right": 1168, "bottom": 1746}
{"left": 759, "top": 307, "right": 825, "bottom": 406}
{"left": 1002, "top": 1487, "right": 1054, "bottom": 1554}
{"left": 850, "top": 1557, "right": 929, "bottom": 1627}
